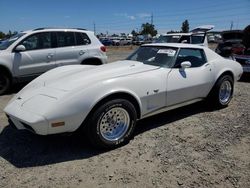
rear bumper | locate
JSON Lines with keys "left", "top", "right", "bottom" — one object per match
{"left": 233, "top": 55, "right": 250, "bottom": 73}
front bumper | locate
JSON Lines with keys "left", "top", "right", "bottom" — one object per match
{"left": 4, "top": 100, "right": 49, "bottom": 135}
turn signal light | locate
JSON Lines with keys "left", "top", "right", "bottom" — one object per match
{"left": 51, "top": 122, "right": 65, "bottom": 127}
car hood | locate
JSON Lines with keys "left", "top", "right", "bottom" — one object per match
{"left": 42, "top": 60, "right": 159, "bottom": 91}
{"left": 222, "top": 31, "right": 243, "bottom": 41}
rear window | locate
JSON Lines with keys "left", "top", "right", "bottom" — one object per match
{"left": 156, "top": 35, "right": 181, "bottom": 43}
{"left": 75, "top": 32, "right": 91, "bottom": 45}
{"left": 222, "top": 32, "right": 243, "bottom": 40}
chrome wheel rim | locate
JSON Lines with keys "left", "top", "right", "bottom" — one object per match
{"left": 219, "top": 80, "right": 232, "bottom": 104}
{"left": 99, "top": 107, "right": 130, "bottom": 141}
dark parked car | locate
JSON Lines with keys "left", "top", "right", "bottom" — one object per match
{"left": 215, "top": 30, "right": 244, "bottom": 57}
{"left": 100, "top": 38, "right": 113, "bottom": 46}
{"left": 216, "top": 29, "right": 250, "bottom": 73}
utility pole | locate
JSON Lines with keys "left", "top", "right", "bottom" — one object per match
{"left": 93, "top": 22, "right": 96, "bottom": 35}
{"left": 151, "top": 13, "right": 153, "bottom": 25}
{"left": 230, "top": 21, "right": 234, "bottom": 30}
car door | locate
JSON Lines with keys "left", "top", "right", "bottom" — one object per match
{"left": 167, "top": 48, "right": 214, "bottom": 106}
{"left": 13, "top": 32, "right": 56, "bottom": 77}
{"left": 54, "top": 31, "right": 89, "bottom": 67}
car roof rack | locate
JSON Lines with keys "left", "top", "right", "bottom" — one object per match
{"left": 33, "top": 27, "right": 52, "bottom": 31}
{"left": 33, "top": 27, "right": 87, "bottom": 31}
{"left": 74, "top": 28, "right": 86, "bottom": 30}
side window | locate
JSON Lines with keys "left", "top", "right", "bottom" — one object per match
{"left": 191, "top": 34, "right": 205, "bottom": 44}
{"left": 21, "top": 32, "right": 51, "bottom": 51}
{"left": 75, "top": 32, "right": 91, "bottom": 45}
{"left": 179, "top": 35, "right": 190, "bottom": 43}
{"left": 57, "top": 32, "right": 75, "bottom": 47}
{"left": 175, "top": 48, "right": 207, "bottom": 68}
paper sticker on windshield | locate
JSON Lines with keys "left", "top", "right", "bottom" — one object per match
{"left": 157, "top": 49, "right": 176, "bottom": 56}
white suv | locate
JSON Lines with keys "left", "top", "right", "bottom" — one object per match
{"left": 0, "top": 28, "right": 107, "bottom": 94}
{"left": 156, "top": 25, "right": 214, "bottom": 47}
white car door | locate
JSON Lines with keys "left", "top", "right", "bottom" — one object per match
{"left": 167, "top": 48, "right": 214, "bottom": 106}
{"left": 13, "top": 32, "right": 56, "bottom": 77}
{"left": 54, "top": 32, "right": 89, "bottom": 66}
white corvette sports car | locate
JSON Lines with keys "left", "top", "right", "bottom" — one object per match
{"left": 4, "top": 43, "right": 243, "bottom": 148}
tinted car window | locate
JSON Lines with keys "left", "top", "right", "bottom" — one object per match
{"left": 156, "top": 35, "right": 181, "bottom": 43}
{"left": 75, "top": 32, "right": 91, "bottom": 45}
{"left": 21, "top": 32, "right": 51, "bottom": 51}
{"left": 57, "top": 32, "right": 75, "bottom": 47}
{"left": 191, "top": 35, "right": 205, "bottom": 44}
{"left": 179, "top": 36, "right": 190, "bottom": 43}
{"left": 175, "top": 48, "right": 207, "bottom": 68}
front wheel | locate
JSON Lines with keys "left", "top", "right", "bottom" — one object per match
{"left": 208, "top": 75, "right": 234, "bottom": 108}
{"left": 86, "top": 99, "right": 137, "bottom": 149}
{"left": 0, "top": 73, "right": 11, "bottom": 95}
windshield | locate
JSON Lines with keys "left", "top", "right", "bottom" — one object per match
{"left": 126, "top": 46, "right": 177, "bottom": 67}
{"left": 0, "top": 33, "right": 26, "bottom": 50}
{"left": 156, "top": 35, "right": 181, "bottom": 43}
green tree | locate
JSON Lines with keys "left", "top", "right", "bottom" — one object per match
{"left": 140, "top": 23, "right": 157, "bottom": 36}
{"left": 181, "top": 20, "right": 189, "bottom": 33}
{"left": 0, "top": 31, "right": 5, "bottom": 39}
{"left": 131, "top": 30, "right": 138, "bottom": 36}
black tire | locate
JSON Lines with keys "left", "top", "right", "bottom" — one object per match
{"left": 0, "top": 73, "right": 11, "bottom": 95}
{"left": 207, "top": 75, "right": 234, "bottom": 108}
{"left": 86, "top": 99, "right": 137, "bottom": 149}
{"left": 81, "top": 59, "right": 102, "bottom": 65}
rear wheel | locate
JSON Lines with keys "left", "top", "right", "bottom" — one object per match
{"left": 86, "top": 99, "right": 137, "bottom": 149}
{"left": 0, "top": 73, "right": 11, "bottom": 95}
{"left": 208, "top": 75, "right": 234, "bottom": 108}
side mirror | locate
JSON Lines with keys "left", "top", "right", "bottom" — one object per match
{"left": 15, "top": 45, "right": 26, "bottom": 52}
{"left": 181, "top": 61, "right": 191, "bottom": 69}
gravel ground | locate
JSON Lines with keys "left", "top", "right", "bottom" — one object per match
{"left": 0, "top": 46, "right": 249, "bottom": 188}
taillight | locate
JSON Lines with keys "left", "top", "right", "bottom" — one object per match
{"left": 231, "top": 46, "right": 245, "bottom": 55}
{"left": 100, "top": 46, "right": 106, "bottom": 52}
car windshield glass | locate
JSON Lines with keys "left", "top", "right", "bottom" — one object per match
{"left": 0, "top": 33, "right": 26, "bottom": 50}
{"left": 126, "top": 46, "right": 177, "bottom": 67}
{"left": 156, "top": 35, "right": 181, "bottom": 43}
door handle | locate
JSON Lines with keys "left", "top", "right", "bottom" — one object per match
{"left": 153, "top": 89, "right": 159, "bottom": 93}
{"left": 47, "top": 53, "right": 54, "bottom": 59}
{"left": 79, "top": 50, "right": 85, "bottom": 55}
{"left": 205, "top": 63, "right": 210, "bottom": 67}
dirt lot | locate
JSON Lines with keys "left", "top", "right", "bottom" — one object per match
{"left": 0, "top": 46, "right": 250, "bottom": 188}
